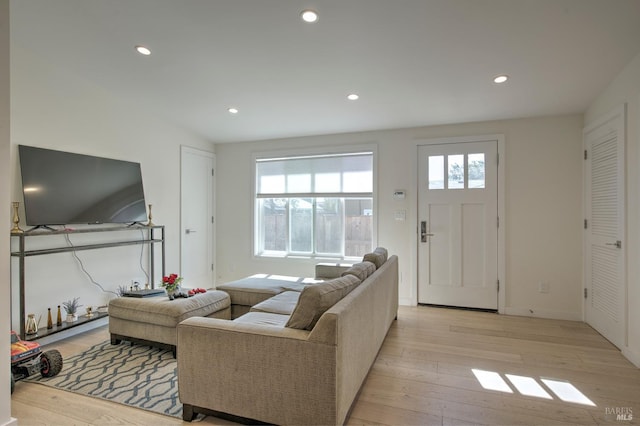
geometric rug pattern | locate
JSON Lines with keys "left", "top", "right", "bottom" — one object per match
{"left": 26, "top": 341, "right": 181, "bottom": 418}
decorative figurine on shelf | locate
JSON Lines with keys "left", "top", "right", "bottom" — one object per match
{"left": 11, "top": 202, "right": 24, "bottom": 234}
{"left": 25, "top": 314, "right": 38, "bottom": 336}
{"left": 85, "top": 306, "right": 93, "bottom": 318}
{"left": 47, "top": 308, "right": 53, "bottom": 329}
{"left": 56, "top": 305, "right": 62, "bottom": 327}
{"left": 62, "top": 297, "right": 82, "bottom": 323}
{"left": 146, "top": 203, "right": 155, "bottom": 227}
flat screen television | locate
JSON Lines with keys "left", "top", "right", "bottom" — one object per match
{"left": 18, "top": 145, "right": 147, "bottom": 227}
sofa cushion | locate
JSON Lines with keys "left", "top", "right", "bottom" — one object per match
{"left": 341, "top": 261, "right": 376, "bottom": 281}
{"left": 250, "top": 291, "right": 301, "bottom": 315}
{"left": 315, "top": 262, "right": 353, "bottom": 279}
{"left": 363, "top": 247, "right": 388, "bottom": 269}
{"left": 233, "top": 311, "right": 290, "bottom": 327}
{"left": 286, "top": 274, "right": 361, "bottom": 331}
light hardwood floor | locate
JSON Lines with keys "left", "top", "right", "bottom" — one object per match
{"left": 11, "top": 306, "right": 640, "bottom": 425}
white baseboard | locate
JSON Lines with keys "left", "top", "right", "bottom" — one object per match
{"left": 399, "top": 302, "right": 581, "bottom": 322}
{"left": 399, "top": 297, "right": 414, "bottom": 306}
{"left": 622, "top": 347, "right": 640, "bottom": 368}
{"left": 1, "top": 418, "right": 18, "bottom": 426}
{"left": 503, "top": 307, "right": 582, "bottom": 321}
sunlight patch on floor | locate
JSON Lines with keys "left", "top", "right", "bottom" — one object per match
{"left": 472, "top": 369, "right": 596, "bottom": 406}
{"left": 471, "top": 369, "right": 513, "bottom": 393}
{"left": 505, "top": 374, "right": 553, "bottom": 399}
{"left": 541, "top": 378, "right": 596, "bottom": 406}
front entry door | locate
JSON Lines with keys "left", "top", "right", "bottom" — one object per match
{"left": 418, "top": 140, "right": 498, "bottom": 309}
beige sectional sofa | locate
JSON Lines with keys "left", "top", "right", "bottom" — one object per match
{"left": 177, "top": 248, "right": 398, "bottom": 425}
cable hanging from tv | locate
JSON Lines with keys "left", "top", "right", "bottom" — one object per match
{"left": 64, "top": 231, "right": 150, "bottom": 296}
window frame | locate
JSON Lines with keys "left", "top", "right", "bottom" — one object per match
{"left": 252, "top": 145, "right": 378, "bottom": 261}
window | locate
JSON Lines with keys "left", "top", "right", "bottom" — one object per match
{"left": 255, "top": 151, "right": 374, "bottom": 259}
{"left": 428, "top": 153, "right": 485, "bottom": 189}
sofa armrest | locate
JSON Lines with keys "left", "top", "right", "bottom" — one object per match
{"left": 315, "top": 262, "right": 353, "bottom": 279}
{"left": 177, "top": 317, "right": 338, "bottom": 425}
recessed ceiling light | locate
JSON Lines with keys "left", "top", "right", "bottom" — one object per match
{"left": 228, "top": 107, "right": 239, "bottom": 114}
{"left": 301, "top": 9, "right": 319, "bottom": 23}
{"left": 347, "top": 93, "right": 359, "bottom": 101}
{"left": 493, "top": 74, "right": 509, "bottom": 84}
{"left": 135, "top": 45, "right": 151, "bottom": 56}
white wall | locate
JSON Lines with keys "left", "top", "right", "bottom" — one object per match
{"left": 215, "top": 114, "right": 584, "bottom": 320}
{"left": 586, "top": 51, "right": 640, "bottom": 367}
{"left": 9, "top": 44, "right": 214, "bottom": 337}
{"left": 1, "top": 0, "right": 17, "bottom": 424}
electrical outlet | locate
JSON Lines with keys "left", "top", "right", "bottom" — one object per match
{"left": 538, "top": 281, "right": 550, "bottom": 293}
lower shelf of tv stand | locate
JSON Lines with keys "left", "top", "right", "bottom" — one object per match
{"left": 24, "top": 311, "right": 109, "bottom": 341}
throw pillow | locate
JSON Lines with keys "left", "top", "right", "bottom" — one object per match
{"left": 363, "top": 247, "right": 388, "bottom": 269}
{"left": 285, "top": 274, "right": 361, "bottom": 330}
{"left": 341, "top": 261, "right": 376, "bottom": 281}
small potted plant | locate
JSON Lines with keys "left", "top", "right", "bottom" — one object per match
{"left": 161, "top": 273, "right": 183, "bottom": 300}
{"left": 62, "top": 297, "right": 82, "bottom": 323}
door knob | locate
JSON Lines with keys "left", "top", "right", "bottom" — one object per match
{"left": 606, "top": 240, "right": 622, "bottom": 249}
{"left": 185, "top": 229, "right": 196, "bottom": 234}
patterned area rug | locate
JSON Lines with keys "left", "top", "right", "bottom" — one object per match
{"left": 26, "top": 340, "right": 182, "bottom": 418}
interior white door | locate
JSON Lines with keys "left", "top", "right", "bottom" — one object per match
{"left": 418, "top": 140, "right": 498, "bottom": 309}
{"left": 584, "top": 106, "right": 626, "bottom": 349}
{"left": 180, "top": 146, "right": 215, "bottom": 288}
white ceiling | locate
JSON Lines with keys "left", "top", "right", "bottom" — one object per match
{"left": 10, "top": 0, "right": 640, "bottom": 143}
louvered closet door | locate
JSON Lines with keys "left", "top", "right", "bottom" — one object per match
{"left": 584, "top": 106, "right": 625, "bottom": 349}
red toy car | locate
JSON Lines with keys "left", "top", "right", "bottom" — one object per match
{"left": 10, "top": 330, "right": 63, "bottom": 394}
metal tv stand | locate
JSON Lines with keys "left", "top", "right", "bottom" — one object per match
{"left": 10, "top": 225, "right": 165, "bottom": 340}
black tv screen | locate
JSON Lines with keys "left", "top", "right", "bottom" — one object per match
{"left": 18, "top": 145, "right": 147, "bottom": 226}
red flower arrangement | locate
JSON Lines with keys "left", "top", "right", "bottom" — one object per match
{"left": 161, "top": 273, "right": 183, "bottom": 292}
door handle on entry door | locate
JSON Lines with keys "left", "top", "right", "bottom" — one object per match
{"left": 185, "top": 229, "right": 196, "bottom": 235}
{"left": 420, "top": 221, "right": 434, "bottom": 243}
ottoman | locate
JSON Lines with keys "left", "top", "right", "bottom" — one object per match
{"left": 108, "top": 290, "right": 231, "bottom": 356}
{"left": 217, "top": 274, "right": 323, "bottom": 318}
